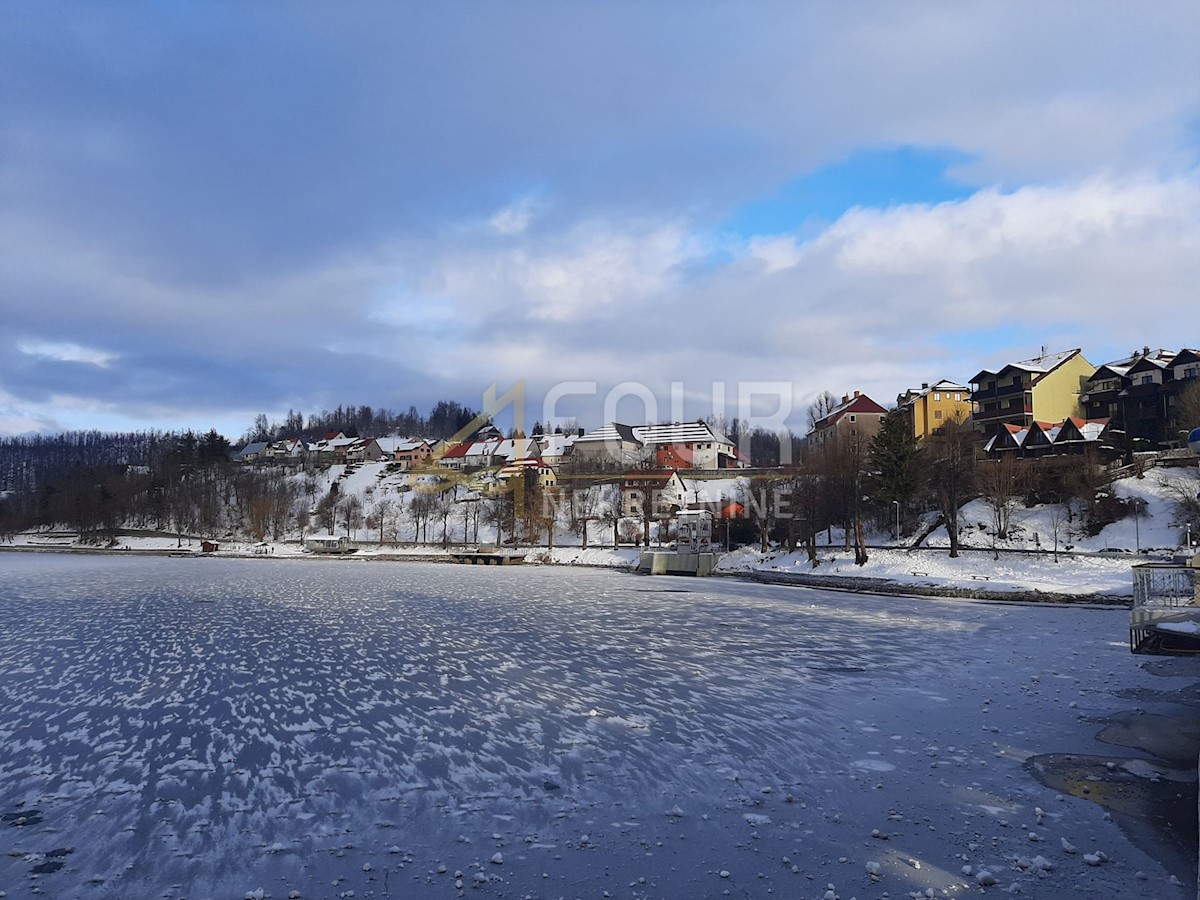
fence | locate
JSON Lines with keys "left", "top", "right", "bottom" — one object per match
{"left": 1130, "top": 562, "right": 1200, "bottom": 654}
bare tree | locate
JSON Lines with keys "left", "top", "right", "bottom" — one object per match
{"left": 977, "top": 455, "right": 1026, "bottom": 555}
{"left": 1160, "top": 468, "right": 1200, "bottom": 547}
{"left": 814, "top": 435, "right": 869, "bottom": 565}
{"left": 433, "top": 487, "right": 455, "bottom": 546}
{"left": 1173, "top": 380, "right": 1200, "bottom": 442}
{"left": 409, "top": 491, "right": 435, "bottom": 544}
{"left": 1046, "top": 503, "right": 1069, "bottom": 561}
{"left": 368, "top": 497, "right": 395, "bottom": 546}
{"left": 926, "top": 414, "right": 977, "bottom": 558}
{"left": 807, "top": 390, "right": 839, "bottom": 431}
{"left": 315, "top": 490, "right": 338, "bottom": 536}
{"left": 338, "top": 493, "right": 363, "bottom": 538}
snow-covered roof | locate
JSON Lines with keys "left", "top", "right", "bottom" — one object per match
{"left": 972, "top": 348, "right": 1081, "bottom": 383}
{"left": 670, "top": 475, "right": 748, "bottom": 506}
{"left": 1076, "top": 420, "right": 1109, "bottom": 441}
{"left": 899, "top": 380, "right": 969, "bottom": 403}
{"left": 375, "top": 437, "right": 429, "bottom": 454}
{"left": 464, "top": 440, "right": 498, "bottom": 458}
{"left": 1011, "top": 349, "right": 1079, "bottom": 373}
{"left": 495, "top": 438, "right": 539, "bottom": 459}
{"left": 316, "top": 437, "right": 359, "bottom": 450}
{"left": 537, "top": 433, "right": 578, "bottom": 457}
{"left": 576, "top": 421, "right": 733, "bottom": 448}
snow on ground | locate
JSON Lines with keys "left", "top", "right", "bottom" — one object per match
{"left": 0, "top": 554, "right": 1194, "bottom": 899}
{"left": 922, "top": 467, "right": 1199, "bottom": 556}
{"left": 535, "top": 547, "right": 641, "bottom": 568}
{"left": 718, "top": 546, "right": 1138, "bottom": 596}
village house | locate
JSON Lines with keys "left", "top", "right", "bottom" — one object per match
{"left": 375, "top": 437, "right": 433, "bottom": 469}
{"left": 573, "top": 421, "right": 746, "bottom": 470}
{"left": 983, "top": 417, "right": 1112, "bottom": 458}
{"left": 970, "top": 349, "right": 1094, "bottom": 440}
{"left": 806, "top": 391, "right": 888, "bottom": 450}
{"left": 895, "top": 380, "right": 972, "bottom": 441}
{"left": 1082, "top": 347, "right": 1200, "bottom": 451}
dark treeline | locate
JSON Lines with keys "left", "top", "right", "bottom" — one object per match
{"left": 244, "top": 400, "right": 480, "bottom": 443}
{"left": 0, "top": 428, "right": 240, "bottom": 543}
{"left": 0, "top": 430, "right": 213, "bottom": 494}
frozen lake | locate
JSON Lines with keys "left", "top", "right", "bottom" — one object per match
{"left": 0, "top": 553, "right": 1195, "bottom": 899}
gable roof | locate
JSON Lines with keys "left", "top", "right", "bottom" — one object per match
{"left": 984, "top": 417, "right": 1110, "bottom": 453}
{"left": 234, "top": 441, "right": 270, "bottom": 458}
{"left": 971, "top": 348, "right": 1082, "bottom": 384}
{"left": 375, "top": 437, "right": 430, "bottom": 454}
{"left": 576, "top": 420, "right": 733, "bottom": 448}
{"left": 1125, "top": 355, "right": 1173, "bottom": 376}
{"left": 537, "top": 433, "right": 578, "bottom": 457}
{"left": 898, "top": 380, "right": 969, "bottom": 404}
{"left": 438, "top": 441, "right": 472, "bottom": 460}
{"left": 810, "top": 392, "right": 888, "bottom": 432}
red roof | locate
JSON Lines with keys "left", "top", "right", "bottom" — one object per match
{"left": 439, "top": 442, "right": 471, "bottom": 459}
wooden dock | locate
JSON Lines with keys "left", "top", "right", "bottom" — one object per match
{"left": 447, "top": 549, "right": 527, "bottom": 566}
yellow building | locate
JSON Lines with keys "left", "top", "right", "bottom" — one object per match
{"left": 896, "top": 380, "right": 972, "bottom": 442}
{"left": 970, "top": 349, "right": 1095, "bottom": 439}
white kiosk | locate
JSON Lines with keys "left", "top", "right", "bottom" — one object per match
{"left": 637, "top": 510, "right": 720, "bottom": 576}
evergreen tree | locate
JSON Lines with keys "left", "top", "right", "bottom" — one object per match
{"left": 867, "top": 409, "right": 923, "bottom": 537}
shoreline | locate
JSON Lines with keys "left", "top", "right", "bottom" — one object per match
{"left": 0, "top": 539, "right": 1137, "bottom": 606}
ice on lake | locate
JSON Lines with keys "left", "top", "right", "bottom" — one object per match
{"left": 0, "top": 553, "right": 1194, "bottom": 898}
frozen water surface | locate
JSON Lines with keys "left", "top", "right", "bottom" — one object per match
{"left": 0, "top": 553, "right": 1195, "bottom": 898}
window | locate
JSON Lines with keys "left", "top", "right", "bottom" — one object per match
{"left": 1141, "top": 375, "right": 1154, "bottom": 385}
{"left": 1185, "top": 367, "right": 1198, "bottom": 379}
{"left": 954, "top": 393, "right": 961, "bottom": 401}
{"left": 849, "top": 414, "right": 856, "bottom": 422}
{"left": 934, "top": 410, "right": 943, "bottom": 420}
{"left": 934, "top": 393, "right": 941, "bottom": 401}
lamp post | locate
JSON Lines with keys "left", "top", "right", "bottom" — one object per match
{"left": 893, "top": 500, "right": 900, "bottom": 544}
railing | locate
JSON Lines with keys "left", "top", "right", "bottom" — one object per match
{"left": 1130, "top": 562, "right": 1200, "bottom": 654}
{"left": 996, "top": 382, "right": 1027, "bottom": 396}
{"left": 1133, "top": 563, "right": 1197, "bottom": 607}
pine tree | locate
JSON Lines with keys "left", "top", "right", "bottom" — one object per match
{"left": 868, "top": 409, "right": 923, "bottom": 537}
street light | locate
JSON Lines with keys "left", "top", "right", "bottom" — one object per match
{"left": 892, "top": 500, "right": 900, "bottom": 543}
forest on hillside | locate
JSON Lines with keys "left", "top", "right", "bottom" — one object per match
{"left": 0, "top": 398, "right": 482, "bottom": 542}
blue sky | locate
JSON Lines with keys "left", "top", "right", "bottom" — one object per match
{"left": 721, "top": 146, "right": 978, "bottom": 236}
{"left": 1, "top": 2, "right": 1199, "bottom": 439}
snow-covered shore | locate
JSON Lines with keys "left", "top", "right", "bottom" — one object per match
{"left": 5, "top": 466, "right": 1196, "bottom": 600}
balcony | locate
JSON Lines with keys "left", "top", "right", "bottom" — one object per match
{"left": 972, "top": 405, "right": 1033, "bottom": 425}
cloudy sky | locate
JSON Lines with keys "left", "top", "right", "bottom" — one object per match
{"left": 2, "top": 2, "right": 1198, "bottom": 439}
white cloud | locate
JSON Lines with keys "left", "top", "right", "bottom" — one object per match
{"left": 17, "top": 339, "right": 118, "bottom": 367}
{"left": 488, "top": 197, "right": 538, "bottom": 236}
{"left": 747, "top": 236, "right": 802, "bottom": 274}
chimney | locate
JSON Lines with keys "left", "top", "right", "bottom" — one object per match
{"left": 921, "top": 382, "right": 929, "bottom": 390}
{"left": 1143, "top": 345, "right": 1150, "bottom": 356}
{"left": 853, "top": 390, "right": 860, "bottom": 398}
{"left": 842, "top": 394, "right": 850, "bottom": 404}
